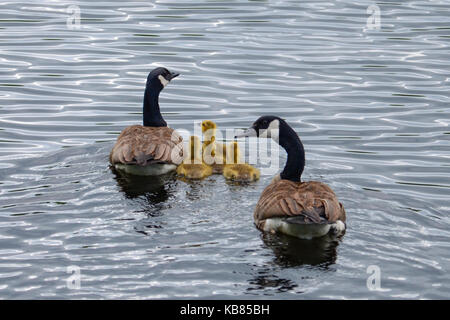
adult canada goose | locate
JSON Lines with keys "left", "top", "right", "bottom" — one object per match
{"left": 223, "top": 141, "right": 260, "bottom": 182}
{"left": 201, "top": 120, "right": 227, "bottom": 173}
{"left": 110, "top": 67, "right": 183, "bottom": 176}
{"left": 177, "top": 136, "right": 213, "bottom": 179}
{"left": 235, "top": 115, "right": 346, "bottom": 239}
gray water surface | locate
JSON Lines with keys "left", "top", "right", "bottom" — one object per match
{"left": 0, "top": 0, "right": 449, "bottom": 299}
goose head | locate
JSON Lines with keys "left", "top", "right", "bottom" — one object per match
{"left": 235, "top": 115, "right": 281, "bottom": 141}
{"left": 142, "top": 67, "right": 179, "bottom": 127}
{"left": 235, "top": 115, "right": 305, "bottom": 182}
{"left": 146, "top": 67, "right": 180, "bottom": 91}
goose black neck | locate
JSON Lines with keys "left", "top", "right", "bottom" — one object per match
{"left": 278, "top": 120, "right": 305, "bottom": 182}
{"left": 143, "top": 84, "right": 167, "bottom": 127}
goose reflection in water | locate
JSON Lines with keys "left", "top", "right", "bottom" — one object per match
{"left": 260, "top": 232, "right": 341, "bottom": 268}
{"left": 246, "top": 233, "right": 341, "bottom": 294}
{"left": 111, "top": 167, "right": 174, "bottom": 201}
{"left": 176, "top": 175, "right": 219, "bottom": 201}
{"left": 111, "top": 167, "right": 178, "bottom": 235}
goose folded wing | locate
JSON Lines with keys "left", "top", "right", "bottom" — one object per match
{"left": 110, "top": 125, "right": 184, "bottom": 166}
{"left": 254, "top": 180, "right": 345, "bottom": 225}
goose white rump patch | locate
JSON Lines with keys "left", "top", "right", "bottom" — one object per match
{"left": 332, "top": 220, "right": 346, "bottom": 234}
{"left": 263, "top": 218, "right": 346, "bottom": 239}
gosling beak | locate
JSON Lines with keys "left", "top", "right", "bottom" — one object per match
{"left": 168, "top": 72, "right": 180, "bottom": 80}
{"left": 234, "top": 127, "right": 257, "bottom": 139}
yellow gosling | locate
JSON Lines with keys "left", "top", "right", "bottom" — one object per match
{"left": 223, "top": 141, "right": 260, "bottom": 182}
{"left": 201, "top": 120, "right": 227, "bottom": 173}
{"left": 177, "top": 136, "right": 212, "bottom": 179}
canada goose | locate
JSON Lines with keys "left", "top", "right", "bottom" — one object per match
{"left": 235, "top": 115, "right": 346, "bottom": 239}
{"left": 110, "top": 67, "right": 183, "bottom": 176}
{"left": 223, "top": 141, "right": 260, "bottom": 181}
{"left": 201, "top": 120, "right": 227, "bottom": 173}
{"left": 177, "top": 136, "right": 213, "bottom": 179}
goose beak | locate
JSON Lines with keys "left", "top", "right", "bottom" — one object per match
{"left": 234, "top": 127, "right": 257, "bottom": 139}
{"left": 168, "top": 72, "right": 180, "bottom": 80}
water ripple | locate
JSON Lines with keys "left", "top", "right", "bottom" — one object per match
{"left": 0, "top": 0, "right": 449, "bottom": 299}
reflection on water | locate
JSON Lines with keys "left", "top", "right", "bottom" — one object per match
{"left": 247, "top": 271, "right": 300, "bottom": 295}
{"left": 246, "top": 234, "right": 340, "bottom": 295}
{"left": 0, "top": 0, "right": 449, "bottom": 299}
{"left": 112, "top": 168, "right": 178, "bottom": 236}
{"left": 260, "top": 233, "right": 340, "bottom": 268}
{"left": 112, "top": 167, "right": 174, "bottom": 201}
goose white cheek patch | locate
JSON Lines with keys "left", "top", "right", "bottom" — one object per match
{"left": 260, "top": 119, "right": 279, "bottom": 142}
{"left": 158, "top": 75, "right": 169, "bottom": 87}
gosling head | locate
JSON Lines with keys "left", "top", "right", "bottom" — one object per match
{"left": 235, "top": 115, "right": 281, "bottom": 141}
{"left": 146, "top": 67, "right": 180, "bottom": 91}
{"left": 201, "top": 120, "right": 218, "bottom": 143}
{"left": 201, "top": 120, "right": 217, "bottom": 134}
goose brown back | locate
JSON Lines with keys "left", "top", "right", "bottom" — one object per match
{"left": 110, "top": 125, "right": 183, "bottom": 166}
{"left": 254, "top": 179, "right": 346, "bottom": 231}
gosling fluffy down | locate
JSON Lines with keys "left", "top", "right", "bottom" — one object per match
{"left": 223, "top": 141, "right": 260, "bottom": 182}
{"left": 177, "top": 136, "right": 213, "bottom": 179}
{"left": 201, "top": 120, "right": 228, "bottom": 173}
